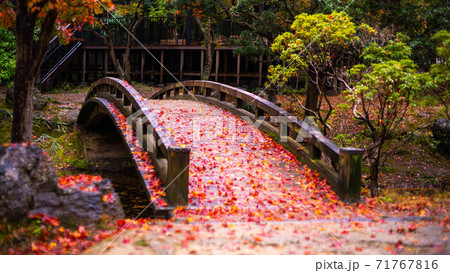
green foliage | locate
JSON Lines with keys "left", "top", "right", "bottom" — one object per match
{"left": 1, "top": 106, "right": 77, "bottom": 146}
{"left": 35, "top": 134, "right": 63, "bottom": 156}
{"left": 267, "top": 11, "right": 360, "bottom": 88}
{"left": 115, "top": 1, "right": 145, "bottom": 17}
{"left": 336, "top": 102, "right": 351, "bottom": 111}
{"left": 432, "top": 30, "right": 450, "bottom": 63}
{"left": 0, "top": 109, "right": 12, "bottom": 144}
{"left": 347, "top": 37, "right": 421, "bottom": 131}
{"left": 345, "top": 37, "right": 422, "bottom": 196}
{"left": 315, "top": 0, "right": 450, "bottom": 68}
{"left": 0, "top": 218, "right": 43, "bottom": 253}
{"left": 35, "top": 131, "right": 88, "bottom": 170}
{"left": 0, "top": 27, "right": 15, "bottom": 87}
{"left": 333, "top": 131, "right": 365, "bottom": 148}
{"left": 361, "top": 34, "right": 412, "bottom": 63}
{"left": 422, "top": 30, "right": 450, "bottom": 118}
{"left": 113, "top": 0, "right": 176, "bottom": 18}
{"left": 228, "top": 0, "right": 311, "bottom": 57}
{"left": 230, "top": 30, "right": 271, "bottom": 59}
{"left": 267, "top": 12, "right": 372, "bottom": 136}
{"left": 147, "top": 0, "right": 176, "bottom": 18}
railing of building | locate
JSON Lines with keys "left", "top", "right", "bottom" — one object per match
{"left": 80, "top": 16, "right": 242, "bottom": 47}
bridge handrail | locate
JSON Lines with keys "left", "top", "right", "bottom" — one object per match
{"left": 81, "top": 77, "right": 190, "bottom": 206}
{"left": 151, "top": 80, "right": 363, "bottom": 201}
{"left": 86, "top": 77, "right": 178, "bottom": 152}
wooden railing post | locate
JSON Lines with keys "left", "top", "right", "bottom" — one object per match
{"left": 134, "top": 117, "right": 143, "bottom": 142}
{"left": 204, "top": 88, "right": 211, "bottom": 97}
{"left": 309, "top": 141, "right": 322, "bottom": 160}
{"left": 338, "top": 147, "right": 364, "bottom": 201}
{"left": 219, "top": 91, "right": 226, "bottom": 101}
{"left": 255, "top": 108, "right": 264, "bottom": 120}
{"left": 236, "top": 97, "right": 243, "bottom": 108}
{"left": 166, "top": 146, "right": 190, "bottom": 206}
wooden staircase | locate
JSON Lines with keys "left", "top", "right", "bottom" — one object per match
{"left": 39, "top": 33, "right": 83, "bottom": 87}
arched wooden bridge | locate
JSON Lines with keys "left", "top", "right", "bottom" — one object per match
{"left": 77, "top": 77, "right": 363, "bottom": 217}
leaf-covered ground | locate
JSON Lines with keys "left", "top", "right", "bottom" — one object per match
{"left": 279, "top": 93, "right": 449, "bottom": 190}
{"left": 87, "top": 219, "right": 449, "bottom": 255}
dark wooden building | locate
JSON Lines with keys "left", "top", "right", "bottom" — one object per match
{"left": 40, "top": 16, "right": 270, "bottom": 89}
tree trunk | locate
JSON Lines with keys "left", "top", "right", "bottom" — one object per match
{"left": 123, "top": 16, "right": 144, "bottom": 83}
{"left": 123, "top": 33, "right": 132, "bottom": 82}
{"left": 266, "top": 55, "right": 277, "bottom": 104}
{"left": 107, "top": 37, "right": 125, "bottom": 80}
{"left": 368, "top": 159, "right": 379, "bottom": 197}
{"left": 88, "top": 25, "right": 125, "bottom": 80}
{"left": 305, "top": 67, "right": 320, "bottom": 117}
{"left": 11, "top": 1, "right": 57, "bottom": 143}
{"left": 368, "top": 142, "right": 383, "bottom": 197}
{"left": 267, "top": 88, "right": 277, "bottom": 104}
{"left": 12, "top": 18, "right": 34, "bottom": 142}
{"left": 197, "top": 16, "right": 214, "bottom": 81}
{"left": 11, "top": 76, "right": 34, "bottom": 143}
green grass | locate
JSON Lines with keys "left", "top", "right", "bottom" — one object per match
{"left": 413, "top": 95, "right": 442, "bottom": 107}
{"left": 0, "top": 104, "right": 13, "bottom": 144}
{"left": 35, "top": 131, "right": 89, "bottom": 172}
{"left": 0, "top": 219, "right": 43, "bottom": 253}
{"left": 46, "top": 84, "right": 89, "bottom": 94}
{"left": 0, "top": 99, "right": 87, "bottom": 172}
{"left": 379, "top": 165, "right": 398, "bottom": 174}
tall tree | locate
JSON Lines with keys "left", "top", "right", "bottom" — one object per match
{"left": 314, "top": 0, "right": 450, "bottom": 68}
{"left": 86, "top": 0, "right": 151, "bottom": 82}
{"left": 222, "top": 0, "right": 311, "bottom": 60}
{"left": 173, "top": 1, "right": 311, "bottom": 81}
{"left": 268, "top": 12, "right": 363, "bottom": 135}
{"left": 174, "top": 0, "right": 222, "bottom": 80}
{"left": 424, "top": 30, "right": 450, "bottom": 119}
{"left": 344, "top": 35, "right": 422, "bottom": 196}
{"left": 0, "top": 0, "right": 113, "bottom": 143}
{"left": 86, "top": 0, "right": 175, "bottom": 82}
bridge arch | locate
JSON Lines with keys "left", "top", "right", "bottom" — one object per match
{"left": 77, "top": 77, "right": 190, "bottom": 217}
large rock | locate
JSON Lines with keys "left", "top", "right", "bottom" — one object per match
{"left": 33, "top": 88, "right": 49, "bottom": 111}
{"left": 0, "top": 144, "right": 57, "bottom": 221}
{"left": 0, "top": 144, "right": 124, "bottom": 226}
{"left": 431, "top": 118, "right": 450, "bottom": 156}
{"left": 32, "top": 177, "right": 125, "bottom": 227}
{"left": 5, "top": 86, "right": 48, "bottom": 110}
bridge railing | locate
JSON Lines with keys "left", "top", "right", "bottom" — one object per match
{"left": 151, "top": 80, "right": 363, "bottom": 202}
{"left": 80, "top": 77, "right": 190, "bottom": 207}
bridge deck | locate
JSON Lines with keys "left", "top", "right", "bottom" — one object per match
{"left": 143, "top": 99, "right": 355, "bottom": 222}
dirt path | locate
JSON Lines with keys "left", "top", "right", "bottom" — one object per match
{"left": 87, "top": 219, "right": 448, "bottom": 255}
